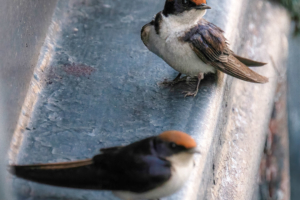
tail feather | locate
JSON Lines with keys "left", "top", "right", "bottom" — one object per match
{"left": 233, "top": 54, "right": 267, "bottom": 67}
{"left": 217, "top": 55, "right": 269, "bottom": 83}
{"left": 191, "top": 45, "right": 268, "bottom": 83}
{"left": 10, "top": 159, "right": 102, "bottom": 189}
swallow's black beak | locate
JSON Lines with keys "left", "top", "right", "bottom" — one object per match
{"left": 195, "top": 3, "right": 211, "bottom": 10}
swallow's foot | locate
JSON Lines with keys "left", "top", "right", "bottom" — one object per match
{"left": 183, "top": 90, "right": 198, "bottom": 97}
{"left": 182, "top": 73, "right": 204, "bottom": 97}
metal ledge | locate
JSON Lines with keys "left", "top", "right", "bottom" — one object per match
{"left": 1, "top": 0, "right": 290, "bottom": 199}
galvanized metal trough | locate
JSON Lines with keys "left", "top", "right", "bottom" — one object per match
{"left": 0, "top": 0, "right": 290, "bottom": 199}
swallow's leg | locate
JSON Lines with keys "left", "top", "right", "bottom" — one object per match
{"left": 183, "top": 73, "right": 204, "bottom": 97}
{"left": 162, "top": 73, "right": 187, "bottom": 86}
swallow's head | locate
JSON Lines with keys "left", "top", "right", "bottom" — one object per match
{"left": 163, "top": 0, "right": 211, "bottom": 17}
{"left": 155, "top": 130, "right": 199, "bottom": 162}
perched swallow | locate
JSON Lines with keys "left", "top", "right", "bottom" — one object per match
{"left": 10, "top": 130, "right": 199, "bottom": 200}
{"left": 141, "top": 0, "right": 268, "bottom": 96}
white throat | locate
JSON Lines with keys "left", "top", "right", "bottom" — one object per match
{"left": 167, "top": 152, "right": 194, "bottom": 167}
{"left": 160, "top": 9, "right": 206, "bottom": 38}
{"left": 168, "top": 9, "right": 206, "bottom": 24}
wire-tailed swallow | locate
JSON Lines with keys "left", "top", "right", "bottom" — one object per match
{"left": 141, "top": 0, "right": 268, "bottom": 96}
{"left": 10, "top": 130, "right": 199, "bottom": 200}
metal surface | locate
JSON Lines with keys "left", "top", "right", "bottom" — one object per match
{"left": 5, "top": 0, "right": 290, "bottom": 200}
{"left": 209, "top": 3, "right": 290, "bottom": 200}
{"left": 0, "top": 1, "right": 58, "bottom": 199}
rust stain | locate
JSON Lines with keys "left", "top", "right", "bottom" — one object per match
{"left": 62, "top": 63, "right": 96, "bottom": 77}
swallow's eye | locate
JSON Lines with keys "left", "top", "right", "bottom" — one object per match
{"left": 170, "top": 142, "right": 178, "bottom": 149}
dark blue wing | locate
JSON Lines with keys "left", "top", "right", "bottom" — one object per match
{"left": 93, "top": 138, "right": 172, "bottom": 193}
{"left": 11, "top": 137, "right": 171, "bottom": 193}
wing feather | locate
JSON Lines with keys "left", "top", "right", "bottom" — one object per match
{"left": 184, "top": 19, "right": 268, "bottom": 83}
{"left": 100, "top": 146, "right": 123, "bottom": 153}
{"left": 10, "top": 138, "right": 171, "bottom": 193}
{"left": 10, "top": 159, "right": 104, "bottom": 189}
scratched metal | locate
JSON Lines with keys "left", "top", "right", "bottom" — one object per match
{"left": 7, "top": 0, "right": 289, "bottom": 200}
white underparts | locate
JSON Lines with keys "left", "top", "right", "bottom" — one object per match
{"left": 144, "top": 9, "right": 216, "bottom": 77}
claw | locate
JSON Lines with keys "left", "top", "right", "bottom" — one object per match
{"left": 183, "top": 90, "right": 198, "bottom": 97}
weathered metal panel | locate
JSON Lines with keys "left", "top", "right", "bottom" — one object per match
{"left": 209, "top": 3, "right": 290, "bottom": 200}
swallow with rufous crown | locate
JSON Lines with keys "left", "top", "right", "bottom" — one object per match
{"left": 10, "top": 130, "right": 199, "bottom": 200}
{"left": 141, "top": 0, "right": 268, "bottom": 97}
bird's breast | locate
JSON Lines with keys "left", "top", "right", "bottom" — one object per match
{"left": 146, "top": 24, "right": 215, "bottom": 76}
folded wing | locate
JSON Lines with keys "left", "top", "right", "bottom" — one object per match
{"left": 183, "top": 19, "right": 268, "bottom": 83}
